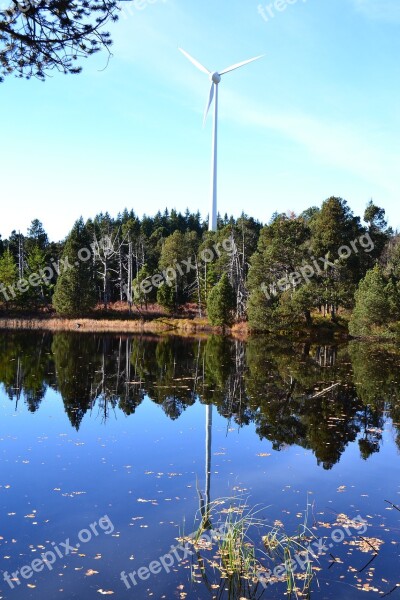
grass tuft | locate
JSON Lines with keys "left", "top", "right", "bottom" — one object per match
{"left": 184, "top": 497, "right": 315, "bottom": 599}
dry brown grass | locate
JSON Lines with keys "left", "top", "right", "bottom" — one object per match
{"left": 231, "top": 321, "right": 250, "bottom": 339}
{"left": 0, "top": 316, "right": 246, "bottom": 338}
{"left": 0, "top": 317, "right": 174, "bottom": 334}
{"left": 0, "top": 301, "right": 250, "bottom": 338}
{"left": 0, "top": 317, "right": 164, "bottom": 333}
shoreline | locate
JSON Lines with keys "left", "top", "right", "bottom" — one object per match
{"left": 1, "top": 317, "right": 393, "bottom": 342}
{"left": 0, "top": 315, "right": 354, "bottom": 342}
{"left": 0, "top": 316, "right": 240, "bottom": 337}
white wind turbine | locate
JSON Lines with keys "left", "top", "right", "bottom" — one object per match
{"left": 179, "top": 48, "right": 264, "bottom": 232}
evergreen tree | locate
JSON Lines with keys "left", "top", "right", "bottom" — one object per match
{"left": 25, "top": 246, "right": 52, "bottom": 306}
{"left": 26, "top": 219, "right": 49, "bottom": 253}
{"left": 52, "top": 334, "right": 96, "bottom": 429}
{"left": 382, "top": 234, "right": 400, "bottom": 279}
{"left": 362, "top": 200, "right": 391, "bottom": 267}
{"left": 52, "top": 218, "right": 96, "bottom": 316}
{"left": 0, "top": 249, "right": 18, "bottom": 307}
{"left": 132, "top": 265, "right": 154, "bottom": 307}
{"left": 349, "top": 265, "right": 399, "bottom": 336}
{"left": 156, "top": 281, "right": 176, "bottom": 311}
{"left": 207, "top": 273, "right": 235, "bottom": 326}
{"left": 247, "top": 214, "right": 310, "bottom": 330}
{"left": 0, "top": 0, "right": 118, "bottom": 82}
{"left": 310, "top": 197, "right": 362, "bottom": 258}
{"left": 157, "top": 230, "right": 199, "bottom": 308}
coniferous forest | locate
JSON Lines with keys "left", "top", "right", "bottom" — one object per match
{"left": 0, "top": 197, "right": 399, "bottom": 337}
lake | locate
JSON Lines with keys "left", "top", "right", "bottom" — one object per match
{"left": 0, "top": 332, "right": 399, "bottom": 599}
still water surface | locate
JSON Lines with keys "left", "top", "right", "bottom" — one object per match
{"left": 0, "top": 332, "right": 399, "bottom": 599}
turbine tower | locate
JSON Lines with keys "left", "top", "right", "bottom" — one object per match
{"left": 179, "top": 48, "right": 264, "bottom": 232}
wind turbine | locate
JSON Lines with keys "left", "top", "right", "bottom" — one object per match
{"left": 179, "top": 48, "right": 264, "bottom": 232}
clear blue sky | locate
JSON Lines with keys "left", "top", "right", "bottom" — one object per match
{"left": 1, "top": 0, "right": 400, "bottom": 241}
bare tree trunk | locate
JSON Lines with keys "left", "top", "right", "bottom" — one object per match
{"left": 195, "top": 256, "right": 202, "bottom": 317}
{"left": 18, "top": 232, "right": 24, "bottom": 279}
{"left": 118, "top": 244, "right": 123, "bottom": 302}
{"left": 128, "top": 240, "right": 133, "bottom": 313}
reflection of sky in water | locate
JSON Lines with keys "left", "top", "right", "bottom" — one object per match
{"left": 0, "top": 333, "right": 399, "bottom": 599}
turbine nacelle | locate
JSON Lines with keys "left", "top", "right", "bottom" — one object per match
{"left": 178, "top": 48, "right": 264, "bottom": 125}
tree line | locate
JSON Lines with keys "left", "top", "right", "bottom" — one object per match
{"left": 0, "top": 199, "right": 399, "bottom": 335}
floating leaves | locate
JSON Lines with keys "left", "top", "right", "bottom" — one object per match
{"left": 348, "top": 537, "right": 384, "bottom": 553}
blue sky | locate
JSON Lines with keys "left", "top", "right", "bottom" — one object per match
{"left": 1, "top": 0, "right": 400, "bottom": 241}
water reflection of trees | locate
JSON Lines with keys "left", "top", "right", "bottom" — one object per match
{"left": 1, "top": 332, "right": 400, "bottom": 468}
{"left": 0, "top": 332, "right": 53, "bottom": 412}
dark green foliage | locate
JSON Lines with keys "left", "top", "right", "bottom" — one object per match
{"left": 0, "top": 199, "right": 396, "bottom": 336}
{"left": 310, "top": 197, "right": 362, "bottom": 256}
{"left": 308, "top": 197, "right": 366, "bottom": 311}
{"left": 156, "top": 281, "right": 176, "bottom": 311}
{"left": 247, "top": 214, "right": 311, "bottom": 330}
{"left": 355, "top": 237, "right": 400, "bottom": 337}
{"left": 381, "top": 235, "right": 400, "bottom": 279}
{"left": 0, "top": 249, "right": 18, "bottom": 307}
{"left": 349, "top": 265, "right": 400, "bottom": 336}
{"left": 247, "top": 198, "right": 390, "bottom": 331}
{"left": 0, "top": 0, "right": 119, "bottom": 82}
{"left": 52, "top": 218, "right": 96, "bottom": 316}
{"left": 132, "top": 265, "right": 154, "bottom": 307}
{"left": 157, "top": 230, "right": 200, "bottom": 308}
{"left": 207, "top": 273, "right": 235, "bottom": 326}
{"left": 24, "top": 246, "right": 52, "bottom": 307}
{"left": 26, "top": 219, "right": 49, "bottom": 253}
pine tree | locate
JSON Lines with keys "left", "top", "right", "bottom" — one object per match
{"left": 0, "top": 249, "right": 18, "bottom": 307}
{"left": 309, "top": 197, "right": 365, "bottom": 316}
{"left": 25, "top": 246, "right": 51, "bottom": 306}
{"left": 349, "top": 266, "right": 399, "bottom": 336}
{"left": 247, "top": 214, "right": 310, "bottom": 331}
{"left": 26, "top": 219, "right": 49, "bottom": 252}
{"left": 157, "top": 230, "right": 199, "bottom": 307}
{"left": 52, "top": 218, "right": 96, "bottom": 316}
{"left": 0, "top": 0, "right": 118, "bottom": 82}
{"left": 363, "top": 200, "right": 391, "bottom": 262}
{"left": 156, "top": 282, "right": 176, "bottom": 312}
{"left": 132, "top": 265, "right": 153, "bottom": 307}
{"left": 207, "top": 273, "right": 235, "bottom": 327}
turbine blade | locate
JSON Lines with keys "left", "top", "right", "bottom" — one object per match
{"left": 203, "top": 82, "right": 215, "bottom": 126}
{"left": 219, "top": 54, "right": 264, "bottom": 76}
{"left": 178, "top": 47, "right": 210, "bottom": 75}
